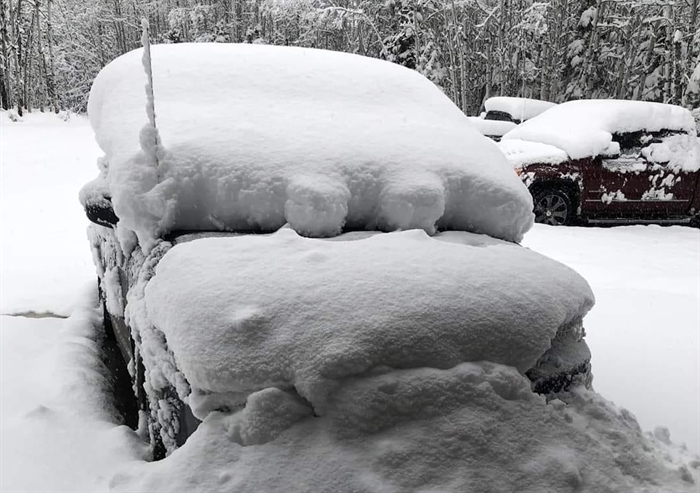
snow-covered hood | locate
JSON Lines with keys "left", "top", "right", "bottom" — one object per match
{"left": 86, "top": 43, "right": 534, "bottom": 247}
{"left": 498, "top": 139, "right": 570, "bottom": 168}
{"left": 138, "top": 229, "right": 594, "bottom": 420}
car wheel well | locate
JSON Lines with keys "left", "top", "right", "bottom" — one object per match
{"left": 529, "top": 180, "right": 580, "bottom": 212}
{"left": 529, "top": 180, "right": 581, "bottom": 226}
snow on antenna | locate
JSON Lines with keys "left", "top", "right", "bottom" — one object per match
{"left": 140, "top": 18, "right": 161, "bottom": 169}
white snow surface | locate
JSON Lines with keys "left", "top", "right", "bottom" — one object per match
{"left": 1, "top": 289, "right": 149, "bottom": 492}
{"left": 485, "top": 96, "right": 557, "bottom": 121}
{"left": 143, "top": 229, "right": 593, "bottom": 416}
{"left": 498, "top": 138, "right": 569, "bottom": 167}
{"left": 466, "top": 116, "right": 517, "bottom": 137}
{"left": 523, "top": 225, "right": 700, "bottom": 455}
{"left": 0, "top": 111, "right": 100, "bottom": 315}
{"left": 111, "top": 365, "right": 699, "bottom": 493}
{"left": 503, "top": 99, "right": 699, "bottom": 169}
{"left": 87, "top": 43, "right": 533, "bottom": 246}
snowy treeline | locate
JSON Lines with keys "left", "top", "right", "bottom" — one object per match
{"left": 1, "top": 0, "right": 699, "bottom": 115}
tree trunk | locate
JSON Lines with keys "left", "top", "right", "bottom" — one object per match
{"left": 615, "top": 14, "right": 641, "bottom": 99}
{"left": 662, "top": 4, "right": 673, "bottom": 102}
{"left": 46, "top": 0, "right": 58, "bottom": 112}
{"left": 673, "top": 28, "right": 683, "bottom": 104}
{"left": 22, "top": 0, "right": 37, "bottom": 113}
{"left": 34, "top": 0, "right": 47, "bottom": 112}
{"left": 633, "top": 23, "right": 657, "bottom": 100}
{"left": 112, "top": 0, "right": 128, "bottom": 55}
{"left": 549, "top": 0, "right": 567, "bottom": 102}
{"left": 498, "top": 0, "right": 506, "bottom": 95}
{"left": 540, "top": 35, "right": 550, "bottom": 101}
{"left": 14, "top": 0, "right": 24, "bottom": 115}
{"left": 0, "top": 0, "right": 11, "bottom": 109}
{"left": 583, "top": 0, "right": 605, "bottom": 99}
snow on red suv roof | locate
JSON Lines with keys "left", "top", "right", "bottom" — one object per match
{"left": 503, "top": 99, "right": 698, "bottom": 169}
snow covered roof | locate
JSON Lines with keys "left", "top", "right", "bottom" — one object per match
{"left": 484, "top": 96, "right": 557, "bottom": 122}
{"left": 143, "top": 229, "right": 594, "bottom": 418}
{"left": 503, "top": 99, "right": 698, "bottom": 163}
{"left": 87, "top": 43, "right": 534, "bottom": 246}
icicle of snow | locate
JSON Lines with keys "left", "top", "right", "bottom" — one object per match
{"left": 105, "top": 18, "right": 175, "bottom": 253}
{"left": 140, "top": 19, "right": 161, "bottom": 170}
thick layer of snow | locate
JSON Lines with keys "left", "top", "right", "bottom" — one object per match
{"left": 503, "top": 100, "right": 699, "bottom": 170}
{"left": 498, "top": 138, "right": 569, "bottom": 167}
{"left": 1, "top": 290, "right": 148, "bottom": 492}
{"left": 485, "top": 96, "right": 557, "bottom": 121}
{"left": 111, "top": 364, "right": 698, "bottom": 493}
{"left": 87, "top": 43, "right": 533, "bottom": 246}
{"left": 0, "top": 111, "right": 100, "bottom": 316}
{"left": 466, "top": 116, "right": 517, "bottom": 137}
{"left": 143, "top": 229, "right": 593, "bottom": 416}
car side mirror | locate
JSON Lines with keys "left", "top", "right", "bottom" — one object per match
{"left": 85, "top": 199, "right": 119, "bottom": 228}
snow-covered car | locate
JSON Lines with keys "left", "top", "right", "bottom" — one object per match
{"left": 79, "top": 44, "right": 697, "bottom": 491}
{"left": 468, "top": 96, "right": 557, "bottom": 141}
{"left": 500, "top": 100, "right": 700, "bottom": 226}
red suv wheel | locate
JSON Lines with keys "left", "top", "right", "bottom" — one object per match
{"left": 533, "top": 188, "right": 574, "bottom": 226}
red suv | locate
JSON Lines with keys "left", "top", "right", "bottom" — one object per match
{"left": 499, "top": 100, "right": 700, "bottom": 226}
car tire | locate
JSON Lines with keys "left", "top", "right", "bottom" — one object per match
{"left": 532, "top": 188, "right": 575, "bottom": 226}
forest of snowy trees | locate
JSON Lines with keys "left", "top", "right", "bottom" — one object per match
{"left": 1, "top": 0, "right": 699, "bottom": 116}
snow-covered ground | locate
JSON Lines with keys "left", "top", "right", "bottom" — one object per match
{"left": 522, "top": 225, "right": 700, "bottom": 455}
{"left": 0, "top": 111, "right": 100, "bottom": 316}
{"left": 1, "top": 112, "right": 699, "bottom": 491}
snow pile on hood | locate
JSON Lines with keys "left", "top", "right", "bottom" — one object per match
{"left": 498, "top": 139, "right": 570, "bottom": 167}
{"left": 503, "top": 100, "right": 698, "bottom": 165}
{"left": 142, "top": 229, "right": 594, "bottom": 418}
{"left": 485, "top": 96, "right": 557, "bottom": 121}
{"left": 86, "top": 43, "right": 533, "bottom": 247}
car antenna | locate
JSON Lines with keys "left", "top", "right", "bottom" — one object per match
{"left": 140, "top": 18, "right": 162, "bottom": 170}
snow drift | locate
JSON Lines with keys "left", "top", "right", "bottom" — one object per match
{"left": 111, "top": 362, "right": 699, "bottom": 493}
{"left": 85, "top": 43, "right": 534, "bottom": 247}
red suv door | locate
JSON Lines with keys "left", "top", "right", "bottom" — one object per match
{"left": 581, "top": 132, "right": 697, "bottom": 218}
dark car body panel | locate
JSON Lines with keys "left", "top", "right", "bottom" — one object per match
{"left": 91, "top": 225, "right": 201, "bottom": 459}
{"left": 520, "top": 131, "right": 700, "bottom": 222}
